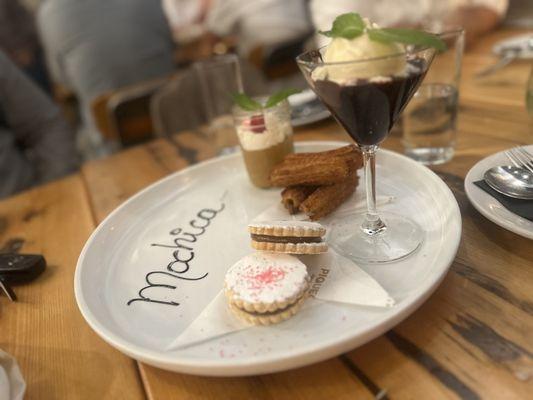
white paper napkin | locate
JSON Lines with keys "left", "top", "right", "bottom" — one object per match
{"left": 0, "top": 349, "right": 25, "bottom": 400}
{"left": 253, "top": 195, "right": 395, "bottom": 223}
{"left": 167, "top": 250, "right": 394, "bottom": 350}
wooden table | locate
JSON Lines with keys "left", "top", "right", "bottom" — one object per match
{"left": 1, "top": 29, "right": 532, "bottom": 399}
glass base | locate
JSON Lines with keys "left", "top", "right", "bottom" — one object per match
{"left": 404, "top": 146, "right": 454, "bottom": 165}
{"left": 329, "top": 211, "right": 423, "bottom": 263}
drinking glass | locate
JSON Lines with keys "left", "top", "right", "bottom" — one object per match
{"left": 527, "top": 64, "right": 533, "bottom": 117}
{"left": 193, "top": 54, "right": 244, "bottom": 153}
{"left": 232, "top": 98, "right": 294, "bottom": 188}
{"left": 402, "top": 29, "right": 464, "bottom": 165}
{"left": 297, "top": 46, "right": 436, "bottom": 263}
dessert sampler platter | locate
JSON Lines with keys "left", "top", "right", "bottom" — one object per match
{"left": 75, "top": 14, "right": 462, "bottom": 376}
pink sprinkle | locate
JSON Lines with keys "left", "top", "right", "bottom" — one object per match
{"left": 243, "top": 266, "right": 286, "bottom": 290}
{"left": 341, "top": 315, "right": 347, "bottom": 321}
{"left": 219, "top": 350, "right": 225, "bottom": 358}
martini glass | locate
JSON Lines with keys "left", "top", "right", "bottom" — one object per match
{"left": 297, "top": 46, "right": 436, "bottom": 263}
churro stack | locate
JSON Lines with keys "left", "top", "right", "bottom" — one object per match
{"left": 269, "top": 145, "right": 363, "bottom": 220}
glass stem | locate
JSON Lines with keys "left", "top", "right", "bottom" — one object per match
{"left": 361, "top": 145, "right": 386, "bottom": 236}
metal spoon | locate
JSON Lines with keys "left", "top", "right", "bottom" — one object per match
{"left": 476, "top": 37, "right": 533, "bottom": 78}
{"left": 484, "top": 166, "right": 533, "bottom": 200}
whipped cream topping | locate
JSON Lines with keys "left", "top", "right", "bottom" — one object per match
{"left": 225, "top": 253, "right": 308, "bottom": 304}
{"left": 237, "top": 110, "right": 291, "bottom": 151}
{"left": 312, "top": 19, "right": 406, "bottom": 84}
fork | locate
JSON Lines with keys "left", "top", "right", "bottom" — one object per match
{"left": 505, "top": 147, "right": 533, "bottom": 173}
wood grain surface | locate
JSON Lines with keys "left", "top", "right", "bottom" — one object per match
{"left": 0, "top": 177, "right": 145, "bottom": 399}
{"left": 1, "top": 29, "right": 532, "bottom": 399}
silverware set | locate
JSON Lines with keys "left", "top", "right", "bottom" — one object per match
{"left": 476, "top": 36, "right": 533, "bottom": 78}
{"left": 506, "top": 147, "right": 533, "bottom": 173}
{"left": 484, "top": 147, "right": 533, "bottom": 200}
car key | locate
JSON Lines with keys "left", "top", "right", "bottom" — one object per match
{"left": 0, "top": 254, "right": 46, "bottom": 301}
{"left": 0, "top": 277, "right": 16, "bottom": 301}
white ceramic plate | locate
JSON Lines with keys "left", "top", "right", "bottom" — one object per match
{"left": 493, "top": 34, "right": 533, "bottom": 59}
{"left": 75, "top": 141, "right": 461, "bottom": 376}
{"left": 289, "top": 89, "right": 331, "bottom": 127}
{"left": 465, "top": 145, "right": 533, "bottom": 239}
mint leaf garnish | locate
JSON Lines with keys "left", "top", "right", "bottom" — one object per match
{"left": 231, "top": 93, "right": 262, "bottom": 111}
{"left": 368, "top": 28, "right": 446, "bottom": 51}
{"left": 319, "top": 13, "right": 365, "bottom": 39}
{"left": 265, "top": 88, "right": 301, "bottom": 108}
{"left": 232, "top": 89, "right": 301, "bottom": 110}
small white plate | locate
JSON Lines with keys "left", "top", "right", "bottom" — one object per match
{"left": 289, "top": 89, "right": 330, "bottom": 127}
{"left": 465, "top": 145, "right": 533, "bottom": 239}
{"left": 75, "top": 141, "right": 461, "bottom": 376}
{"left": 493, "top": 34, "right": 533, "bottom": 59}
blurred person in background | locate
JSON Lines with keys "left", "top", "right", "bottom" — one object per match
{"left": 0, "top": 0, "right": 51, "bottom": 94}
{"left": 37, "top": 0, "right": 175, "bottom": 159}
{"left": 310, "top": 0, "right": 509, "bottom": 47}
{"left": 163, "top": 0, "right": 312, "bottom": 58}
{"left": 163, "top": 0, "right": 312, "bottom": 92}
{"left": 0, "top": 51, "right": 79, "bottom": 199}
{"left": 205, "top": 0, "right": 312, "bottom": 58}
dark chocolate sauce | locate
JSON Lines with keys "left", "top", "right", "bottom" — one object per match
{"left": 313, "top": 60, "right": 427, "bottom": 146}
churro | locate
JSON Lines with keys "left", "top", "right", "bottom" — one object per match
{"left": 281, "top": 186, "right": 317, "bottom": 214}
{"left": 269, "top": 156, "right": 353, "bottom": 187}
{"left": 300, "top": 170, "right": 359, "bottom": 220}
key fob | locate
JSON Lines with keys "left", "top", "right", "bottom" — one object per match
{"left": 0, "top": 254, "right": 46, "bottom": 284}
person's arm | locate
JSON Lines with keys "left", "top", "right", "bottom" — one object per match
{"left": 0, "top": 0, "right": 38, "bottom": 67}
{"left": 0, "top": 51, "right": 79, "bottom": 183}
{"left": 445, "top": 5, "right": 504, "bottom": 45}
{"left": 35, "top": 2, "right": 69, "bottom": 88}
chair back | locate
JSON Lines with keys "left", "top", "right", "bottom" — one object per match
{"left": 90, "top": 76, "right": 171, "bottom": 146}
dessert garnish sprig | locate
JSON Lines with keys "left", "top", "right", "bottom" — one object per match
{"left": 319, "top": 13, "right": 446, "bottom": 51}
{"left": 232, "top": 88, "right": 301, "bottom": 111}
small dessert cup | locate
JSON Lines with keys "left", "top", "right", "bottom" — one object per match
{"left": 233, "top": 99, "right": 294, "bottom": 188}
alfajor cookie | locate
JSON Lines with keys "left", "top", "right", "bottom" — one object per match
{"left": 248, "top": 220, "right": 327, "bottom": 254}
{"left": 224, "top": 252, "right": 309, "bottom": 325}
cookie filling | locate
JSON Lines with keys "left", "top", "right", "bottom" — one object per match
{"left": 232, "top": 294, "right": 306, "bottom": 317}
{"left": 250, "top": 234, "right": 322, "bottom": 244}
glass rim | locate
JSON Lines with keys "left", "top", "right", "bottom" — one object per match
{"left": 232, "top": 98, "right": 290, "bottom": 118}
{"left": 296, "top": 44, "right": 433, "bottom": 68}
{"left": 434, "top": 27, "right": 465, "bottom": 37}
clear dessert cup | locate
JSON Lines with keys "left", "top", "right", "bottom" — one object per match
{"left": 233, "top": 99, "right": 294, "bottom": 188}
{"left": 297, "top": 45, "right": 436, "bottom": 263}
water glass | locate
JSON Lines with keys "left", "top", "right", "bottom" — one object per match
{"left": 527, "top": 64, "right": 533, "bottom": 117}
{"left": 193, "top": 54, "right": 244, "bottom": 152}
{"left": 402, "top": 29, "right": 465, "bottom": 165}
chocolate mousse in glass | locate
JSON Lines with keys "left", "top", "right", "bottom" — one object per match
{"left": 297, "top": 33, "right": 437, "bottom": 263}
{"left": 233, "top": 99, "right": 294, "bottom": 188}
